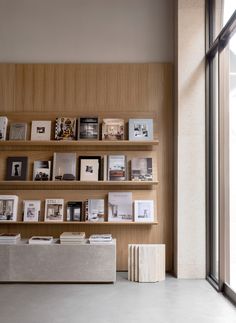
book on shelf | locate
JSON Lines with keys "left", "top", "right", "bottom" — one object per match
{"left": 9, "top": 123, "right": 27, "bottom": 140}
{"left": 66, "top": 201, "right": 83, "bottom": 221}
{"left": 78, "top": 117, "right": 99, "bottom": 140}
{"left": 28, "top": 236, "right": 54, "bottom": 245}
{"left": 0, "top": 195, "right": 18, "bottom": 221}
{"left": 60, "top": 232, "right": 86, "bottom": 244}
{"left": 107, "top": 155, "right": 126, "bottom": 181}
{"left": 134, "top": 200, "right": 154, "bottom": 222}
{"left": 31, "top": 120, "right": 51, "bottom": 141}
{"left": 108, "top": 192, "right": 133, "bottom": 222}
{"left": 89, "top": 234, "right": 113, "bottom": 244}
{"left": 78, "top": 156, "right": 101, "bottom": 181}
{"left": 6, "top": 156, "right": 28, "bottom": 181}
{"left": 102, "top": 118, "right": 124, "bottom": 140}
{"left": 53, "top": 152, "right": 76, "bottom": 181}
{"left": 87, "top": 199, "right": 105, "bottom": 222}
{"left": 0, "top": 233, "right": 21, "bottom": 244}
{"left": 44, "top": 199, "right": 64, "bottom": 222}
{"left": 131, "top": 158, "right": 153, "bottom": 181}
{"left": 129, "top": 119, "right": 153, "bottom": 141}
{"left": 103, "top": 155, "right": 107, "bottom": 181}
{"left": 0, "top": 116, "right": 8, "bottom": 141}
{"left": 23, "top": 200, "right": 41, "bottom": 222}
{"left": 33, "top": 160, "right": 51, "bottom": 181}
{"left": 55, "top": 117, "right": 77, "bottom": 140}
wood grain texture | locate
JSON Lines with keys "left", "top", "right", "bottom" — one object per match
{"left": 0, "top": 63, "right": 173, "bottom": 271}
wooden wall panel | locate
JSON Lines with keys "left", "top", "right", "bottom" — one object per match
{"left": 0, "top": 63, "right": 173, "bottom": 271}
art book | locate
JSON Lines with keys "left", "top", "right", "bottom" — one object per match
{"left": 108, "top": 192, "right": 133, "bottom": 222}
{"left": 31, "top": 121, "right": 51, "bottom": 141}
{"left": 0, "top": 116, "right": 8, "bottom": 141}
{"left": 9, "top": 123, "right": 27, "bottom": 140}
{"left": 44, "top": 199, "right": 64, "bottom": 222}
{"left": 134, "top": 200, "right": 154, "bottom": 222}
{"left": 87, "top": 199, "right": 105, "bottom": 222}
{"left": 55, "top": 117, "right": 77, "bottom": 140}
{"left": 53, "top": 153, "right": 76, "bottom": 181}
{"left": 131, "top": 158, "right": 153, "bottom": 181}
{"left": 33, "top": 161, "right": 51, "bottom": 181}
{"left": 108, "top": 155, "right": 126, "bottom": 181}
{"left": 0, "top": 195, "right": 18, "bottom": 221}
{"left": 102, "top": 118, "right": 124, "bottom": 140}
{"left": 78, "top": 117, "right": 99, "bottom": 140}
{"left": 23, "top": 200, "right": 41, "bottom": 222}
{"left": 66, "top": 201, "right": 83, "bottom": 221}
{"left": 129, "top": 119, "right": 153, "bottom": 141}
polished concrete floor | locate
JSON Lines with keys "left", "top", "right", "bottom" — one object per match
{"left": 0, "top": 273, "right": 235, "bottom": 323}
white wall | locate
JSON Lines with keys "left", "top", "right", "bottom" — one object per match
{"left": 0, "top": 0, "right": 173, "bottom": 63}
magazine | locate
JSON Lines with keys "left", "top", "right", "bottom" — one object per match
{"left": 23, "top": 200, "right": 41, "bottom": 222}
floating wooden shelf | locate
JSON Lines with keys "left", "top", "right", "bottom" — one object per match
{"left": 0, "top": 180, "right": 159, "bottom": 190}
{"left": 0, "top": 221, "right": 158, "bottom": 225}
{"left": 0, "top": 140, "right": 159, "bottom": 151}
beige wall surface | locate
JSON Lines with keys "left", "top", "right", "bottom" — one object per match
{"left": 175, "top": 0, "right": 206, "bottom": 279}
{"left": 0, "top": 0, "right": 173, "bottom": 63}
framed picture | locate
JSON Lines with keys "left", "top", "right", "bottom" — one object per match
{"left": 79, "top": 156, "right": 101, "bottom": 181}
{"left": 6, "top": 157, "right": 28, "bottom": 181}
{"left": 53, "top": 153, "right": 76, "bottom": 181}
{"left": 0, "top": 195, "right": 18, "bottom": 221}
{"left": 31, "top": 121, "right": 51, "bottom": 141}
{"left": 129, "top": 119, "right": 153, "bottom": 141}
{"left": 78, "top": 117, "right": 99, "bottom": 140}
{"left": 23, "top": 200, "right": 41, "bottom": 222}
{"left": 134, "top": 200, "right": 154, "bottom": 222}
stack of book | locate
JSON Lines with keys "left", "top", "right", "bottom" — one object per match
{"left": 28, "top": 236, "right": 54, "bottom": 245}
{"left": 88, "top": 234, "right": 113, "bottom": 244}
{"left": 0, "top": 233, "right": 21, "bottom": 244}
{"left": 60, "top": 232, "right": 86, "bottom": 245}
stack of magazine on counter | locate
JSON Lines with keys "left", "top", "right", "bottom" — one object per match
{"left": 60, "top": 232, "right": 86, "bottom": 245}
{"left": 28, "top": 236, "right": 54, "bottom": 245}
{"left": 0, "top": 233, "right": 21, "bottom": 244}
{"left": 89, "top": 234, "right": 113, "bottom": 244}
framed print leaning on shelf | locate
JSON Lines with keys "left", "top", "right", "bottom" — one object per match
{"left": 6, "top": 157, "right": 28, "bottom": 180}
{"left": 23, "top": 200, "right": 41, "bottom": 222}
{"left": 129, "top": 119, "right": 153, "bottom": 141}
{"left": 134, "top": 200, "right": 154, "bottom": 222}
{"left": 44, "top": 199, "right": 64, "bottom": 222}
{"left": 53, "top": 153, "right": 76, "bottom": 181}
{"left": 0, "top": 195, "right": 18, "bottom": 221}
{"left": 31, "top": 121, "right": 51, "bottom": 141}
{"left": 78, "top": 156, "right": 101, "bottom": 181}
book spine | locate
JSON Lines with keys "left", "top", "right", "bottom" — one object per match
{"left": 84, "top": 199, "right": 88, "bottom": 221}
{"left": 103, "top": 155, "right": 107, "bottom": 181}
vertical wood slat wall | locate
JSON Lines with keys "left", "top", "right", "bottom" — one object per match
{"left": 0, "top": 63, "right": 173, "bottom": 271}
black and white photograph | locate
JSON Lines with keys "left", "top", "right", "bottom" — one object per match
{"left": 6, "top": 157, "right": 28, "bottom": 180}
{"left": 67, "top": 201, "right": 83, "bottom": 221}
{"left": 79, "top": 156, "right": 101, "bottom": 181}
{"left": 0, "top": 116, "right": 8, "bottom": 141}
{"left": 102, "top": 118, "right": 124, "bottom": 140}
{"left": 108, "top": 192, "right": 133, "bottom": 222}
{"left": 53, "top": 153, "right": 76, "bottom": 180}
{"left": 31, "top": 121, "right": 51, "bottom": 141}
{"left": 129, "top": 119, "right": 153, "bottom": 141}
{"left": 9, "top": 123, "right": 27, "bottom": 140}
{"left": 0, "top": 195, "right": 18, "bottom": 221}
{"left": 108, "top": 155, "right": 126, "bottom": 181}
{"left": 78, "top": 117, "right": 99, "bottom": 140}
{"left": 44, "top": 199, "right": 64, "bottom": 222}
{"left": 23, "top": 200, "right": 41, "bottom": 222}
{"left": 33, "top": 161, "right": 51, "bottom": 181}
{"left": 87, "top": 199, "right": 105, "bottom": 222}
{"left": 55, "top": 117, "right": 77, "bottom": 140}
{"left": 134, "top": 200, "right": 154, "bottom": 222}
{"left": 131, "top": 158, "right": 153, "bottom": 181}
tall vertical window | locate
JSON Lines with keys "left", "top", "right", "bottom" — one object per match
{"left": 207, "top": 0, "right": 236, "bottom": 304}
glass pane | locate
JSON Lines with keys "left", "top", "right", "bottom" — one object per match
{"left": 212, "top": 0, "right": 236, "bottom": 43}
{"left": 229, "top": 32, "right": 236, "bottom": 291}
{"left": 210, "top": 54, "right": 219, "bottom": 280}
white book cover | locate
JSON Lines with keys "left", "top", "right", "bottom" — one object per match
{"left": 44, "top": 199, "right": 64, "bottom": 222}
{"left": 0, "top": 195, "right": 18, "bottom": 221}
{"left": 60, "top": 232, "right": 85, "bottom": 240}
{"left": 108, "top": 155, "right": 126, "bottom": 181}
{"left": 23, "top": 200, "right": 41, "bottom": 222}
{"left": 108, "top": 192, "right": 133, "bottom": 222}
{"left": 31, "top": 121, "right": 51, "bottom": 141}
{"left": 87, "top": 199, "right": 105, "bottom": 222}
{"left": 33, "top": 161, "right": 51, "bottom": 181}
{"left": 53, "top": 153, "right": 76, "bottom": 181}
{"left": 29, "top": 236, "right": 53, "bottom": 245}
{"left": 0, "top": 116, "right": 8, "bottom": 141}
{"left": 129, "top": 119, "right": 153, "bottom": 141}
{"left": 134, "top": 200, "right": 154, "bottom": 222}
{"left": 9, "top": 123, "right": 27, "bottom": 140}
